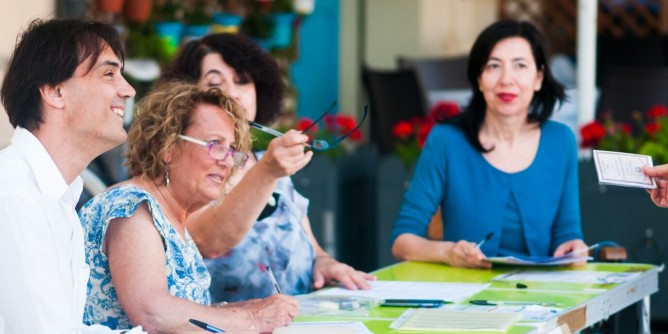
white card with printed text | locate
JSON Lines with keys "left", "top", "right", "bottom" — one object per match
{"left": 592, "top": 150, "right": 656, "bottom": 189}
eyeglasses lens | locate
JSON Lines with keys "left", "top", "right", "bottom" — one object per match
{"left": 209, "top": 145, "right": 247, "bottom": 167}
{"left": 231, "top": 152, "right": 248, "bottom": 167}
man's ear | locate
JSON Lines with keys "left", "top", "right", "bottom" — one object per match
{"left": 39, "top": 84, "right": 65, "bottom": 109}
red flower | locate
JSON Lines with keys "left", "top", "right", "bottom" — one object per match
{"left": 429, "top": 101, "right": 460, "bottom": 122}
{"left": 296, "top": 118, "right": 317, "bottom": 133}
{"left": 647, "top": 105, "right": 668, "bottom": 119}
{"left": 580, "top": 121, "right": 606, "bottom": 147}
{"left": 646, "top": 123, "right": 661, "bottom": 135}
{"left": 620, "top": 123, "right": 632, "bottom": 134}
{"left": 334, "top": 114, "right": 356, "bottom": 135}
{"left": 392, "top": 120, "right": 414, "bottom": 139}
{"left": 348, "top": 129, "right": 363, "bottom": 141}
{"left": 417, "top": 119, "right": 435, "bottom": 148}
{"left": 323, "top": 114, "right": 336, "bottom": 132}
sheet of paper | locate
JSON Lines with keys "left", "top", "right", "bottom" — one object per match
{"left": 441, "top": 303, "right": 560, "bottom": 322}
{"left": 486, "top": 254, "right": 591, "bottom": 266}
{"left": 317, "top": 281, "right": 488, "bottom": 303}
{"left": 390, "top": 309, "right": 520, "bottom": 332}
{"left": 593, "top": 150, "right": 656, "bottom": 188}
{"left": 273, "top": 321, "right": 372, "bottom": 334}
{"left": 495, "top": 270, "right": 641, "bottom": 285}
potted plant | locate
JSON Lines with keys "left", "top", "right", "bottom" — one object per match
{"left": 580, "top": 105, "right": 668, "bottom": 164}
{"left": 123, "top": 0, "right": 152, "bottom": 23}
{"left": 391, "top": 100, "right": 460, "bottom": 168}
{"left": 269, "top": 0, "right": 296, "bottom": 48}
{"left": 96, "top": 0, "right": 125, "bottom": 14}
{"left": 153, "top": 0, "right": 185, "bottom": 62}
{"left": 182, "top": 0, "right": 213, "bottom": 42}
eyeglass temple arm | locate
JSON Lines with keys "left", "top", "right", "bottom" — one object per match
{"left": 248, "top": 121, "right": 285, "bottom": 138}
{"left": 331, "top": 105, "right": 369, "bottom": 146}
{"left": 300, "top": 100, "right": 338, "bottom": 134}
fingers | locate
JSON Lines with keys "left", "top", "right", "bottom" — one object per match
{"left": 337, "top": 269, "right": 373, "bottom": 290}
{"left": 313, "top": 259, "right": 375, "bottom": 290}
{"left": 643, "top": 164, "right": 668, "bottom": 178}
{"left": 279, "top": 129, "right": 311, "bottom": 146}
{"left": 652, "top": 179, "right": 668, "bottom": 207}
{"left": 312, "top": 270, "right": 325, "bottom": 289}
{"left": 552, "top": 244, "right": 569, "bottom": 257}
{"left": 449, "top": 241, "right": 490, "bottom": 268}
{"left": 554, "top": 239, "right": 587, "bottom": 257}
{"left": 251, "top": 294, "right": 299, "bottom": 332}
{"left": 262, "top": 131, "right": 313, "bottom": 177}
{"left": 355, "top": 273, "right": 377, "bottom": 290}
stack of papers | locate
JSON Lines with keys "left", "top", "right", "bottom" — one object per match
{"left": 317, "top": 281, "right": 488, "bottom": 303}
{"left": 486, "top": 254, "right": 591, "bottom": 266}
{"left": 390, "top": 309, "right": 520, "bottom": 332}
{"left": 273, "top": 321, "right": 372, "bottom": 334}
{"left": 495, "top": 270, "right": 642, "bottom": 285}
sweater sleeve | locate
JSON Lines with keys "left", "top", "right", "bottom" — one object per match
{"left": 550, "top": 125, "right": 584, "bottom": 252}
{"left": 390, "top": 126, "right": 449, "bottom": 246}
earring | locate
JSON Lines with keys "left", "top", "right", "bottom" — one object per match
{"left": 163, "top": 165, "right": 170, "bottom": 187}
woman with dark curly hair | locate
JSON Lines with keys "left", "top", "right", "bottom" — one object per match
{"left": 160, "top": 33, "right": 283, "bottom": 125}
{"left": 160, "top": 33, "right": 374, "bottom": 303}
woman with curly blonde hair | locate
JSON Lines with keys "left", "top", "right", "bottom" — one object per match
{"left": 78, "top": 82, "right": 298, "bottom": 332}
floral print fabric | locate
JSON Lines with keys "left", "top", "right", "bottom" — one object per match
{"left": 79, "top": 185, "right": 211, "bottom": 329}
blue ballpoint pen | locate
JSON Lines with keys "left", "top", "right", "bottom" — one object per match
{"left": 189, "top": 318, "right": 225, "bottom": 333}
{"left": 476, "top": 232, "right": 494, "bottom": 249}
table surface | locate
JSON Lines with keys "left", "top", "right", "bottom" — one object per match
{"left": 295, "top": 261, "right": 660, "bottom": 334}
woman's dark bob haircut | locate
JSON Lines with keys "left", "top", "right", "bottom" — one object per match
{"left": 457, "top": 20, "right": 565, "bottom": 152}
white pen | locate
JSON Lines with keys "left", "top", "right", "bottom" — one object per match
{"left": 265, "top": 266, "right": 282, "bottom": 294}
{"left": 565, "top": 243, "right": 600, "bottom": 256}
{"left": 476, "top": 232, "right": 494, "bottom": 249}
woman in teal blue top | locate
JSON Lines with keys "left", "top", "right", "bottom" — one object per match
{"left": 391, "top": 20, "right": 588, "bottom": 268}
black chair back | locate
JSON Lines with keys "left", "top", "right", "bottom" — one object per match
{"left": 398, "top": 56, "right": 470, "bottom": 92}
{"left": 361, "top": 65, "right": 426, "bottom": 155}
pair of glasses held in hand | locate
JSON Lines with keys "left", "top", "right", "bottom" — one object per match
{"left": 249, "top": 102, "right": 368, "bottom": 151}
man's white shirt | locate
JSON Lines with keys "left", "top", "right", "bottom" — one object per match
{"left": 0, "top": 127, "right": 143, "bottom": 334}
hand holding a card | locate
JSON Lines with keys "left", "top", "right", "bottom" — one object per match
{"left": 643, "top": 164, "right": 668, "bottom": 208}
{"left": 592, "top": 150, "right": 657, "bottom": 189}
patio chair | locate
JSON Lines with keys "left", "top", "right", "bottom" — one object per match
{"left": 361, "top": 65, "right": 426, "bottom": 155}
{"left": 397, "top": 55, "right": 470, "bottom": 91}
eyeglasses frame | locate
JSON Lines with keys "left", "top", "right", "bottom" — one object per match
{"left": 177, "top": 134, "right": 249, "bottom": 168}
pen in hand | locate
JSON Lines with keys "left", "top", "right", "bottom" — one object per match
{"left": 189, "top": 319, "right": 225, "bottom": 333}
{"left": 476, "top": 232, "right": 494, "bottom": 249}
{"left": 564, "top": 243, "right": 600, "bottom": 257}
{"left": 266, "top": 265, "right": 282, "bottom": 294}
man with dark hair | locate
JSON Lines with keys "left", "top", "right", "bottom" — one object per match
{"left": 0, "top": 19, "right": 142, "bottom": 333}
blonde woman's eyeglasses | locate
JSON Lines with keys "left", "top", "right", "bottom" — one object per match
{"left": 178, "top": 135, "right": 249, "bottom": 168}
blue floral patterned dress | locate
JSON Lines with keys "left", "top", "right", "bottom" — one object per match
{"left": 205, "top": 152, "right": 316, "bottom": 302}
{"left": 79, "top": 185, "right": 211, "bottom": 329}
